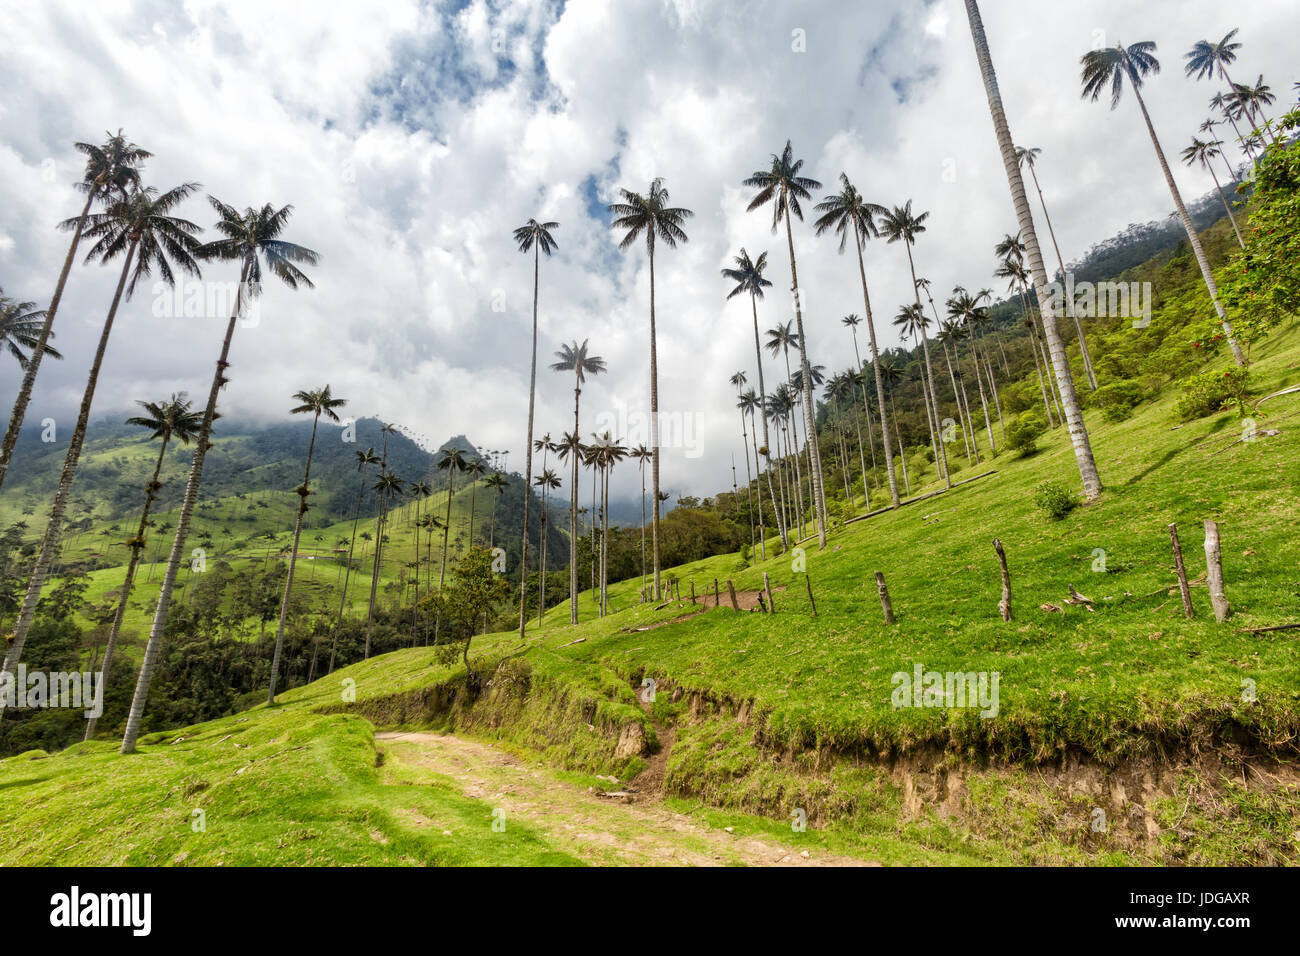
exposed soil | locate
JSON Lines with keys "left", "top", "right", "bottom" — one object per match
{"left": 375, "top": 730, "right": 876, "bottom": 867}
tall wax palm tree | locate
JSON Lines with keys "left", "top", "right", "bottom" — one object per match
{"left": 0, "top": 130, "right": 150, "bottom": 491}
{"left": 916, "top": 277, "right": 975, "bottom": 461}
{"left": 2, "top": 183, "right": 202, "bottom": 691}
{"left": 464, "top": 457, "right": 486, "bottom": 544}
{"left": 408, "top": 480, "right": 432, "bottom": 597}
{"left": 512, "top": 217, "right": 558, "bottom": 640}
{"left": 1015, "top": 146, "right": 1098, "bottom": 389}
{"left": 1198, "top": 118, "right": 1241, "bottom": 181}
{"left": 585, "top": 433, "right": 626, "bottom": 616}
{"left": 878, "top": 358, "right": 910, "bottom": 495}
{"left": 629, "top": 444, "right": 651, "bottom": 597}
{"left": 1082, "top": 40, "right": 1246, "bottom": 367}
{"left": 0, "top": 293, "right": 60, "bottom": 369}
{"left": 121, "top": 198, "right": 318, "bottom": 754}
{"left": 721, "top": 247, "right": 781, "bottom": 551}
{"left": 765, "top": 321, "right": 807, "bottom": 537}
{"left": 995, "top": 253, "right": 1058, "bottom": 426}
{"left": 963, "top": 0, "right": 1103, "bottom": 500}
{"left": 328, "top": 446, "right": 379, "bottom": 674}
{"left": 837, "top": 317, "right": 878, "bottom": 494}
{"left": 363, "top": 423, "right": 398, "bottom": 657}
{"left": 609, "top": 178, "right": 692, "bottom": 597}
{"left": 1185, "top": 29, "right": 1242, "bottom": 88}
{"left": 813, "top": 174, "right": 899, "bottom": 508}
{"left": 436, "top": 447, "right": 469, "bottom": 592}
{"left": 267, "top": 385, "right": 346, "bottom": 704}
{"left": 744, "top": 141, "right": 828, "bottom": 546}
{"left": 1182, "top": 138, "right": 1245, "bottom": 249}
{"left": 484, "top": 471, "right": 509, "bottom": 547}
{"left": 880, "top": 201, "right": 949, "bottom": 489}
{"left": 84, "top": 395, "right": 202, "bottom": 739}
{"left": 365, "top": 468, "right": 403, "bottom": 656}
{"left": 1232, "top": 76, "right": 1278, "bottom": 142}
{"left": 892, "top": 303, "right": 946, "bottom": 476}
{"left": 534, "top": 468, "right": 561, "bottom": 623}
{"left": 936, "top": 320, "right": 978, "bottom": 464}
{"left": 728, "top": 371, "right": 757, "bottom": 556}
{"left": 550, "top": 340, "right": 606, "bottom": 623}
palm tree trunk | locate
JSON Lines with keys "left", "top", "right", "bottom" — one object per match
{"left": 639, "top": 461, "right": 646, "bottom": 598}
{"left": 646, "top": 238, "right": 665, "bottom": 599}
{"left": 964, "top": 0, "right": 1104, "bottom": 498}
{"left": 121, "top": 271, "right": 248, "bottom": 754}
{"left": 267, "top": 412, "right": 320, "bottom": 703}
{"left": 84, "top": 432, "right": 169, "bottom": 739}
{"left": 852, "top": 231, "right": 899, "bottom": 508}
{"left": 328, "top": 467, "right": 369, "bottom": 674}
{"left": 518, "top": 243, "right": 540, "bottom": 639}
{"left": 569, "top": 384, "right": 580, "bottom": 624}
{"left": 783, "top": 216, "right": 827, "bottom": 546}
{"left": 737, "top": 400, "right": 756, "bottom": 554}
{"left": 2, "top": 238, "right": 138, "bottom": 687}
{"left": 1207, "top": 164, "right": 1246, "bottom": 249}
{"left": 0, "top": 191, "right": 96, "bottom": 493}
{"left": 749, "top": 294, "right": 779, "bottom": 553}
{"left": 891, "top": 392, "right": 911, "bottom": 496}
{"left": 468, "top": 478, "right": 478, "bottom": 544}
{"left": 365, "top": 473, "right": 391, "bottom": 659}
{"left": 537, "top": 489, "right": 547, "bottom": 625}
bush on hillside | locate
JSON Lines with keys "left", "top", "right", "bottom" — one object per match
{"left": 1006, "top": 412, "right": 1047, "bottom": 456}
{"left": 1033, "top": 480, "right": 1078, "bottom": 521}
{"left": 1173, "top": 366, "right": 1251, "bottom": 422}
{"left": 1090, "top": 379, "right": 1144, "bottom": 423}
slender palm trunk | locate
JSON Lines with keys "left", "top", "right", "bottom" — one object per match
{"left": 328, "top": 466, "right": 369, "bottom": 674}
{"left": 0, "top": 191, "right": 96, "bottom": 492}
{"left": 1206, "top": 164, "right": 1246, "bottom": 249}
{"left": 121, "top": 271, "right": 248, "bottom": 754}
{"left": 965, "top": 0, "right": 1104, "bottom": 498}
{"left": 267, "top": 412, "right": 320, "bottom": 703}
{"left": 737, "top": 399, "right": 756, "bottom": 554}
{"left": 568, "top": 385, "right": 580, "bottom": 624}
{"left": 905, "top": 248, "right": 949, "bottom": 488}
{"left": 1027, "top": 162, "right": 1097, "bottom": 390}
{"left": 518, "top": 244, "right": 540, "bottom": 639}
{"left": 364, "top": 440, "right": 391, "bottom": 659}
{"left": 891, "top": 391, "right": 911, "bottom": 495}
{"left": 783, "top": 214, "right": 827, "bottom": 546}
{"left": 852, "top": 231, "right": 899, "bottom": 508}
{"left": 647, "top": 239, "right": 664, "bottom": 600}
{"left": 84, "top": 433, "right": 169, "bottom": 739}
{"left": 967, "top": 339, "right": 996, "bottom": 452}
{"left": 638, "top": 462, "right": 646, "bottom": 598}
{"left": 537, "top": 488, "right": 547, "bottom": 625}
{"left": 439, "top": 469, "right": 456, "bottom": 589}
{"left": 2, "top": 238, "right": 139, "bottom": 687}
{"left": 467, "top": 478, "right": 478, "bottom": 544}
{"left": 754, "top": 299, "right": 780, "bottom": 554}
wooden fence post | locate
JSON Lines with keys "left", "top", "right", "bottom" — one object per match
{"left": 804, "top": 573, "right": 818, "bottom": 617}
{"left": 874, "top": 571, "right": 893, "bottom": 624}
{"left": 763, "top": 572, "right": 775, "bottom": 614}
{"left": 690, "top": 581, "right": 696, "bottom": 605}
{"left": 726, "top": 579, "right": 740, "bottom": 611}
{"left": 713, "top": 578, "right": 720, "bottom": 608}
{"left": 1204, "top": 519, "right": 1230, "bottom": 622}
{"left": 1168, "top": 523, "right": 1194, "bottom": 619}
{"left": 993, "top": 538, "right": 1011, "bottom": 622}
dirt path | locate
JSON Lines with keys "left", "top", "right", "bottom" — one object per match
{"left": 375, "top": 730, "right": 876, "bottom": 867}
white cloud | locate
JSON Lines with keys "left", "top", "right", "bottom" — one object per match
{"left": 1, "top": 0, "right": 1297, "bottom": 504}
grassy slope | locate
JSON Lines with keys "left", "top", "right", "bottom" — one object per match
{"left": 3, "top": 326, "right": 1297, "bottom": 865}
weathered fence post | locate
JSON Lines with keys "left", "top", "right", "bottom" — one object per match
{"left": 690, "top": 581, "right": 696, "bottom": 605}
{"left": 993, "top": 538, "right": 1011, "bottom": 622}
{"left": 713, "top": 578, "right": 720, "bottom": 608}
{"left": 762, "top": 572, "right": 775, "bottom": 614}
{"left": 804, "top": 573, "right": 818, "bottom": 617}
{"left": 726, "top": 579, "right": 740, "bottom": 611}
{"left": 874, "top": 571, "right": 893, "bottom": 624}
{"left": 1168, "top": 523, "right": 1194, "bottom": 619}
{"left": 1203, "top": 519, "right": 1230, "bottom": 622}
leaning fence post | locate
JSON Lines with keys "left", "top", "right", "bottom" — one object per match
{"left": 804, "top": 573, "right": 818, "bottom": 617}
{"left": 690, "top": 581, "right": 696, "bottom": 605}
{"left": 726, "top": 579, "right": 741, "bottom": 611}
{"left": 1168, "top": 523, "right": 1194, "bottom": 619}
{"left": 762, "top": 572, "right": 775, "bottom": 614}
{"left": 993, "top": 538, "right": 1011, "bottom": 622}
{"left": 874, "top": 571, "right": 893, "bottom": 624}
{"left": 1203, "top": 519, "right": 1230, "bottom": 622}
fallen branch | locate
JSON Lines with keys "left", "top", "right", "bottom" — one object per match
{"left": 558, "top": 637, "right": 586, "bottom": 648}
{"left": 1239, "top": 623, "right": 1300, "bottom": 634}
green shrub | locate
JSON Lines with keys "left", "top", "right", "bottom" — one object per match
{"left": 1173, "top": 366, "right": 1251, "bottom": 421}
{"left": 1006, "top": 413, "right": 1047, "bottom": 456}
{"left": 1033, "top": 480, "right": 1078, "bottom": 521}
{"left": 1090, "top": 379, "right": 1144, "bottom": 412}
{"left": 1102, "top": 404, "right": 1134, "bottom": 423}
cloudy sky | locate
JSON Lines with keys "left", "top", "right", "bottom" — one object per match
{"left": 1, "top": 0, "right": 1296, "bottom": 500}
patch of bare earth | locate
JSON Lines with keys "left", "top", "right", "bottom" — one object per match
{"left": 375, "top": 730, "right": 875, "bottom": 867}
